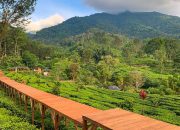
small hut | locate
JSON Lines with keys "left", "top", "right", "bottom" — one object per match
{"left": 9, "top": 66, "right": 30, "bottom": 72}
{"left": 34, "top": 67, "right": 42, "bottom": 74}
{"left": 43, "top": 68, "right": 50, "bottom": 76}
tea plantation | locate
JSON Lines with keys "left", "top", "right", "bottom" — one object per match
{"left": 5, "top": 72, "right": 180, "bottom": 126}
{"left": 0, "top": 89, "right": 38, "bottom": 130}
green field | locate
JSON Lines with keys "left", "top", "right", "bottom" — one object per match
{"left": 5, "top": 72, "right": 180, "bottom": 126}
{"left": 0, "top": 89, "right": 38, "bottom": 130}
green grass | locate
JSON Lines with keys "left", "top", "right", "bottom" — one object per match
{"left": 5, "top": 72, "right": 180, "bottom": 126}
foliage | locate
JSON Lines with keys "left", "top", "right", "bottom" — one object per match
{"left": 125, "top": 71, "right": 145, "bottom": 89}
{"left": 0, "top": 0, "right": 37, "bottom": 57}
{"left": 51, "top": 86, "right": 60, "bottom": 95}
{"left": 0, "top": 108, "right": 37, "bottom": 130}
{"left": 168, "top": 75, "right": 180, "bottom": 93}
{"left": 119, "top": 98, "right": 134, "bottom": 111}
{"left": 22, "top": 51, "right": 38, "bottom": 68}
{"left": 0, "top": 56, "right": 23, "bottom": 69}
{"left": 0, "top": 90, "right": 38, "bottom": 130}
{"left": 1, "top": 29, "right": 179, "bottom": 95}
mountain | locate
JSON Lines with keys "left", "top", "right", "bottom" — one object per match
{"left": 31, "top": 11, "right": 180, "bottom": 43}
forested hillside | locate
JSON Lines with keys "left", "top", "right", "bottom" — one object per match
{"left": 1, "top": 29, "right": 179, "bottom": 95}
{"left": 31, "top": 11, "right": 180, "bottom": 43}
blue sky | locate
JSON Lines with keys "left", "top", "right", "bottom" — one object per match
{"left": 31, "top": 0, "right": 97, "bottom": 21}
{"left": 26, "top": 0, "right": 98, "bottom": 32}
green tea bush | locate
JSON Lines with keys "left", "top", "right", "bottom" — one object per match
{"left": 148, "top": 87, "right": 161, "bottom": 94}
{"left": 119, "top": 97, "right": 134, "bottom": 111}
{"left": 51, "top": 86, "right": 60, "bottom": 95}
{"left": 0, "top": 91, "right": 38, "bottom": 130}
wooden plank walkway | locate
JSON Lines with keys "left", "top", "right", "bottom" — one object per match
{"left": 83, "top": 109, "right": 180, "bottom": 130}
{"left": 0, "top": 76, "right": 101, "bottom": 129}
{"left": 0, "top": 71, "right": 179, "bottom": 130}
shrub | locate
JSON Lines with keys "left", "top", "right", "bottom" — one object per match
{"left": 51, "top": 86, "right": 60, "bottom": 95}
{"left": 148, "top": 96, "right": 161, "bottom": 107}
{"left": 164, "top": 88, "right": 175, "bottom": 95}
{"left": 143, "top": 78, "right": 160, "bottom": 88}
{"left": 0, "top": 56, "right": 23, "bottom": 69}
{"left": 119, "top": 98, "right": 134, "bottom": 111}
{"left": 148, "top": 88, "right": 161, "bottom": 94}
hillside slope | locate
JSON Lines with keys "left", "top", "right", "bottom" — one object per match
{"left": 32, "top": 11, "right": 180, "bottom": 43}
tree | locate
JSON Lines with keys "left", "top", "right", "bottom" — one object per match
{"left": 52, "top": 59, "right": 72, "bottom": 80}
{"left": 0, "top": 0, "right": 36, "bottom": 28}
{"left": 12, "top": 28, "right": 27, "bottom": 56}
{"left": 0, "top": 0, "right": 36, "bottom": 57}
{"left": 69, "top": 63, "right": 79, "bottom": 81}
{"left": 126, "top": 71, "right": 145, "bottom": 89}
{"left": 96, "top": 55, "right": 119, "bottom": 87}
{"left": 22, "top": 51, "right": 38, "bottom": 68}
{"left": 81, "top": 48, "right": 93, "bottom": 63}
{"left": 7, "top": 27, "right": 27, "bottom": 56}
{"left": 0, "top": 56, "right": 22, "bottom": 68}
{"left": 112, "top": 72, "right": 125, "bottom": 90}
{"left": 122, "top": 42, "right": 135, "bottom": 65}
{"left": 77, "top": 67, "right": 97, "bottom": 86}
{"left": 174, "top": 51, "right": 180, "bottom": 73}
{"left": 145, "top": 38, "right": 162, "bottom": 54}
{"left": 168, "top": 75, "right": 179, "bottom": 92}
{"left": 97, "top": 60, "right": 112, "bottom": 86}
{"left": 154, "top": 46, "right": 167, "bottom": 73}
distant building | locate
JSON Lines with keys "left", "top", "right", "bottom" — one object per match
{"left": 43, "top": 71, "right": 49, "bottom": 76}
{"left": 34, "top": 67, "right": 42, "bottom": 74}
{"left": 43, "top": 68, "right": 50, "bottom": 76}
{"left": 9, "top": 67, "right": 30, "bottom": 72}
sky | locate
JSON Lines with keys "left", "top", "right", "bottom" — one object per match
{"left": 26, "top": 0, "right": 180, "bottom": 32}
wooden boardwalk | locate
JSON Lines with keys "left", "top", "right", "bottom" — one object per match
{"left": 83, "top": 109, "right": 180, "bottom": 130}
{"left": 0, "top": 72, "right": 179, "bottom": 130}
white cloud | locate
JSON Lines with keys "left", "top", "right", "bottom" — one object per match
{"left": 26, "top": 14, "right": 64, "bottom": 32}
{"left": 84, "top": 0, "right": 180, "bottom": 16}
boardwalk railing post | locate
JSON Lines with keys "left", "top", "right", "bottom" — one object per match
{"left": 30, "top": 99, "right": 35, "bottom": 125}
{"left": 65, "top": 118, "right": 70, "bottom": 127}
{"left": 19, "top": 92, "right": 22, "bottom": 105}
{"left": 83, "top": 118, "right": 88, "bottom": 130}
{"left": 8, "top": 86, "right": 11, "bottom": 96}
{"left": 11, "top": 88, "right": 14, "bottom": 98}
{"left": 74, "top": 122, "right": 79, "bottom": 130}
{"left": 40, "top": 104, "right": 46, "bottom": 130}
{"left": 25, "top": 96, "right": 28, "bottom": 112}
{"left": 51, "top": 111, "right": 61, "bottom": 130}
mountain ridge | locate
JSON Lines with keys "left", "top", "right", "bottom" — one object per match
{"left": 31, "top": 11, "right": 180, "bottom": 43}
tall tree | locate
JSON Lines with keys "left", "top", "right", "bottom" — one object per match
{"left": 22, "top": 51, "right": 38, "bottom": 68}
{"left": 173, "top": 51, "right": 180, "bottom": 73}
{"left": 154, "top": 45, "right": 167, "bottom": 73}
{"left": 69, "top": 63, "right": 79, "bottom": 81}
{"left": 8, "top": 27, "right": 27, "bottom": 56}
{"left": 126, "top": 71, "right": 145, "bottom": 89}
{"left": 0, "top": 0, "right": 36, "bottom": 56}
